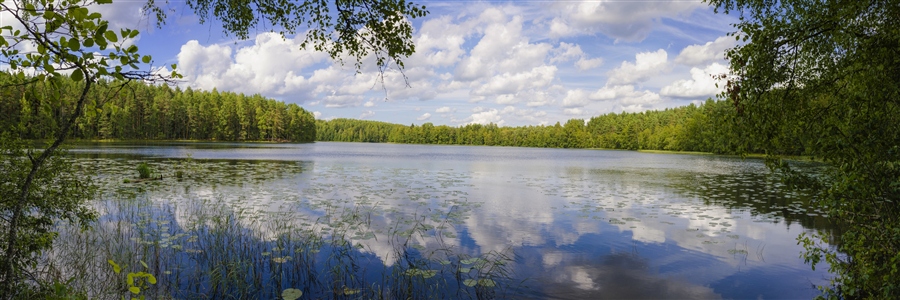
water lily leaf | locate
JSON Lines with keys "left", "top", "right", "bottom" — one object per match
{"left": 342, "top": 287, "right": 360, "bottom": 295}
{"left": 282, "top": 288, "right": 302, "bottom": 300}
{"left": 478, "top": 279, "right": 496, "bottom": 287}
{"left": 463, "top": 279, "right": 478, "bottom": 287}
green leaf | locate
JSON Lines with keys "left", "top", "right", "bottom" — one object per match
{"left": 463, "top": 279, "right": 477, "bottom": 287}
{"left": 147, "top": 274, "right": 157, "bottom": 284}
{"left": 281, "top": 288, "right": 302, "bottom": 300}
{"left": 68, "top": 38, "right": 80, "bottom": 51}
{"left": 71, "top": 69, "right": 84, "bottom": 81}
{"left": 97, "top": 0, "right": 113, "bottom": 4}
{"left": 140, "top": 260, "right": 148, "bottom": 269}
{"left": 141, "top": 55, "right": 151, "bottom": 64}
{"left": 108, "top": 260, "right": 121, "bottom": 274}
{"left": 129, "top": 286, "right": 140, "bottom": 294}
{"left": 83, "top": 38, "right": 94, "bottom": 47}
{"left": 104, "top": 31, "right": 118, "bottom": 43}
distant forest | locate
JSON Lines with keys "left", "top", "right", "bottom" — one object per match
{"left": 2, "top": 74, "right": 804, "bottom": 155}
{"left": 0, "top": 74, "right": 317, "bottom": 142}
{"left": 316, "top": 99, "right": 784, "bottom": 155}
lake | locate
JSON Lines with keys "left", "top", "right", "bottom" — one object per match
{"left": 58, "top": 141, "right": 835, "bottom": 299}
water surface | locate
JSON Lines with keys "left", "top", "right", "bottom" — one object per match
{"left": 68, "top": 141, "right": 836, "bottom": 299}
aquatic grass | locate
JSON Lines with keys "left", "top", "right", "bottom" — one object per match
{"left": 137, "top": 163, "right": 152, "bottom": 179}
{"left": 28, "top": 158, "right": 520, "bottom": 299}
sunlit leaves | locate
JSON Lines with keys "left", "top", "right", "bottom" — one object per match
{"left": 182, "top": 0, "right": 428, "bottom": 73}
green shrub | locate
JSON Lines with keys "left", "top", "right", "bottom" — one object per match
{"left": 137, "top": 163, "right": 151, "bottom": 179}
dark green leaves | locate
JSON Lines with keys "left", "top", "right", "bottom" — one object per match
{"left": 707, "top": 0, "right": 900, "bottom": 297}
{"left": 71, "top": 68, "right": 84, "bottom": 81}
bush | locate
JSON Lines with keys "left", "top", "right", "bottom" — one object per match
{"left": 137, "top": 163, "right": 151, "bottom": 179}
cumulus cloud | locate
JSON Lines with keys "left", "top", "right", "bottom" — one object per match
{"left": 607, "top": 49, "right": 668, "bottom": 85}
{"left": 546, "top": 1, "right": 705, "bottom": 42}
{"left": 563, "top": 89, "right": 592, "bottom": 108}
{"left": 177, "top": 34, "right": 332, "bottom": 99}
{"left": 563, "top": 108, "right": 585, "bottom": 116}
{"left": 313, "top": 111, "right": 322, "bottom": 119}
{"left": 674, "top": 36, "right": 736, "bottom": 66}
{"left": 660, "top": 63, "right": 728, "bottom": 98}
{"left": 359, "top": 110, "right": 375, "bottom": 119}
{"left": 552, "top": 43, "right": 603, "bottom": 70}
{"left": 436, "top": 107, "right": 454, "bottom": 113}
{"left": 364, "top": 101, "right": 376, "bottom": 107}
{"left": 466, "top": 109, "right": 505, "bottom": 126}
{"left": 591, "top": 85, "right": 661, "bottom": 106}
{"left": 472, "top": 65, "right": 557, "bottom": 97}
{"left": 575, "top": 57, "right": 604, "bottom": 70}
{"left": 417, "top": 113, "right": 432, "bottom": 121}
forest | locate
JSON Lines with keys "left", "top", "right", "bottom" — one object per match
{"left": 316, "top": 99, "right": 773, "bottom": 155}
{"left": 0, "top": 73, "right": 317, "bottom": 142}
{"left": 1, "top": 70, "right": 800, "bottom": 156}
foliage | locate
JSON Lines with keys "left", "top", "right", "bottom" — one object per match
{"left": 175, "top": 0, "right": 428, "bottom": 74}
{"left": 0, "top": 0, "right": 172, "bottom": 295}
{"left": 316, "top": 99, "right": 754, "bottom": 154}
{"left": 0, "top": 73, "right": 316, "bottom": 142}
{"left": 707, "top": 0, "right": 900, "bottom": 298}
{"left": 0, "top": 133, "right": 98, "bottom": 297}
{"left": 136, "top": 163, "right": 151, "bottom": 179}
{"left": 107, "top": 260, "right": 156, "bottom": 300}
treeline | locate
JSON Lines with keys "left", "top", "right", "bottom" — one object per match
{"left": 317, "top": 99, "right": 769, "bottom": 154}
{"left": 0, "top": 74, "right": 316, "bottom": 142}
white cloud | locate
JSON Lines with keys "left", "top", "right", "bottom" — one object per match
{"left": 575, "top": 57, "right": 604, "bottom": 70}
{"left": 552, "top": 43, "right": 603, "bottom": 70}
{"left": 466, "top": 109, "right": 505, "bottom": 126}
{"left": 417, "top": 113, "right": 432, "bottom": 121}
{"left": 547, "top": 1, "right": 706, "bottom": 42}
{"left": 472, "top": 106, "right": 486, "bottom": 113}
{"left": 563, "top": 89, "right": 591, "bottom": 108}
{"left": 176, "top": 34, "right": 333, "bottom": 102}
{"left": 660, "top": 63, "right": 728, "bottom": 98}
{"left": 472, "top": 65, "right": 557, "bottom": 98}
{"left": 607, "top": 49, "right": 668, "bottom": 85}
{"left": 591, "top": 85, "right": 661, "bottom": 106}
{"left": 313, "top": 111, "right": 322, "bottom": 119}
{"left": 436, "top": 107, "right": 454, "bottom": 113}
{"left": 674, "top": 36, "right": 736, "bottom": 66}
{"left": 364, "top": 101, "right": 376, "bottom": 107}
{"left": 359, "top": 110, "right": 375, "bottom": 119}
{"left": 563, "top": 108, "right": 585, "bottom": 116}
{"left": 551, "top": 42, "right": 585, "bottom": 63}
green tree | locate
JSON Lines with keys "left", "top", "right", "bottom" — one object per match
{"left": 1, "top": 0, "right": 428, "bottom": 296}
{"left": 0, "top": 0, "right": 173, "bottom": 294}
{"left": 707, "top": 0, "right": 900, "bottom": 297}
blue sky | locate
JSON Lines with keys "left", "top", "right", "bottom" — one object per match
{"left": 7, "top": 0, "right": 742, "bottom": 126}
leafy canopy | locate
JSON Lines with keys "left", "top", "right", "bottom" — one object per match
{"left": 706, "top": 0, "right": 900, "bottom": 298}
{"left": 157, "top": 0, "right": 429, "bottom": 72}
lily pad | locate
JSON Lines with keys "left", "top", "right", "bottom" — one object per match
{"left": 282, "top": 288, "right": 302, "bottom": 300}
